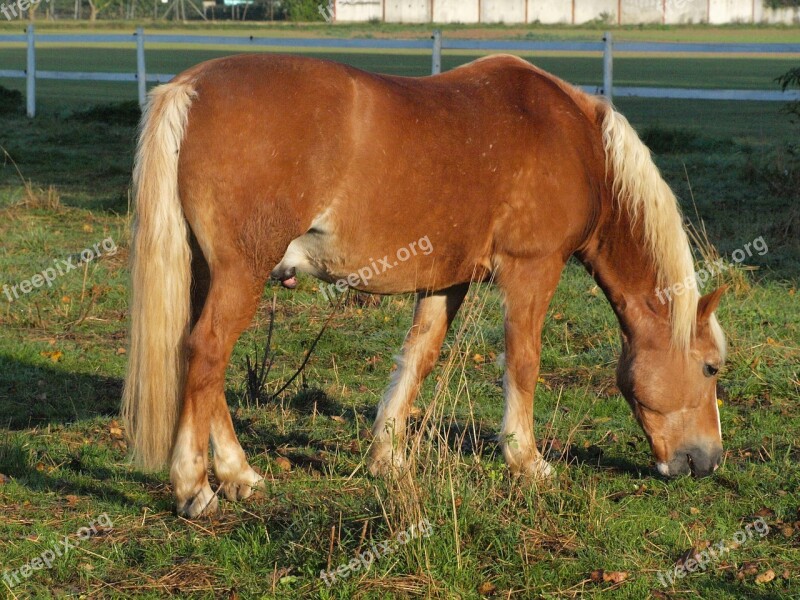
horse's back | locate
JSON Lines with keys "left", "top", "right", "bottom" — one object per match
{"left": 175, "top": 54, "right": 608, "bottom": 291}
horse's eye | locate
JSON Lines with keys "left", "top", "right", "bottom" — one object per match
{"left": 703, "top": 364, "right": 719, "bottom": 377}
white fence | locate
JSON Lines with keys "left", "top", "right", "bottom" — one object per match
{"left": 0, "top": 26, "right": 798, "bottom": 117}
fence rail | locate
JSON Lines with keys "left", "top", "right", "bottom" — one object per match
{"left": 1, "top": 26, "right": 798, "bottom": 118}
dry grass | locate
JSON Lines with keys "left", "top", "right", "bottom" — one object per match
{"left": 1, "top": 146, "right": 62, "bottom": 211}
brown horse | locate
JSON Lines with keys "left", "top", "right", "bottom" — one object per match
{"left": 122, "top": 53, "right": 727, "bottom": 518}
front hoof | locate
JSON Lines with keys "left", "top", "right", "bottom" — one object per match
{"left": 367, "top": 443, "right": 406, "bottom": 477}
{"left": 176, "top": 485, "right": 218, "bottom": 518}
{"left": 219, "top": 475, "right": 264, "bottom": 502}
{"left": 514, "top": 457, "right": 554, "bottom": 481}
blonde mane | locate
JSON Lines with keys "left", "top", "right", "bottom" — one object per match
{"left": 600, "top": 107, "right": 699, "bottom": 352}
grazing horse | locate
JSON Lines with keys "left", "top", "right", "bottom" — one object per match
{"left": 122, "top": 54, "right": 727, "bottom": 518}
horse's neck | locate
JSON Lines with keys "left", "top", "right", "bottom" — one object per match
{"left": 577, "top": 209, "right": 670, "bottom": 340}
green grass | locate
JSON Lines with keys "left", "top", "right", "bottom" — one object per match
{"left": 1, "top": 30, "right": 799, "bottom": 599}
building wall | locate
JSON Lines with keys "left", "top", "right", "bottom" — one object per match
{"left": 433, "top": 0, "right": 479, "bottom": 23}
{"left": 335, "top": 0, "right": 382, "bottom": 21}
{"left": 383, "top": 0, "right": 429, "bottom": 23}
{"left": 335, "top": 0, "right": 800, "bottom": 24}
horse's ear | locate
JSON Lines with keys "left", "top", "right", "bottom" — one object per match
{"left": 698, "top": 285, "right": 728, "bottom": 321}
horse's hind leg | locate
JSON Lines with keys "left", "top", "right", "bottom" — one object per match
{"left": 171, "top": 266, "right": 263, "bottom": 518}
{"left": 368, "top": 283, "right": 469, "bottom": 476}
{"left": 498, "top": 255, "right": 564, "bottom": 479}
{"left": 188, "top": 241, "right": 263, "bottom": 503}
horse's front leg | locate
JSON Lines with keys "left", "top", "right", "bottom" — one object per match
{"left": 499, "top": 256, "right": 564, "bottom": 479}
{"left": 368, "top": 284, "right": 469, "bottom": 476}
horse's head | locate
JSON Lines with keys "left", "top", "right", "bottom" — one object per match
{"left": 617, "top": 287, "right": 727, "bottom": 478}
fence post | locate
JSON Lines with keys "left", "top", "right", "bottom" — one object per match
{"left": 26, "top": 25, "right": 35, "bottom": 118}
{"left": 136, "top": 27, "right": 147, "bottom": 109}
{"left": 431, "top": 29, "right": 442, "bottom": 75}
{"left": 602, "top": 31, "right": 613, "bottom": 101}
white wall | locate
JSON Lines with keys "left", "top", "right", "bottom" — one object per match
{"left": 482, "top": 0, "right": 527, "bottom": 23}
{"left": 665, "top": 0, "right": 708, "bottom": 24}
{"left": 383, "top": 0, "right": 429, "bottom": 22}
{"left": 433, "top": 0, "right": 479, "bottom": 23}
{"left": 757, "top": 5, "right": 800, "bottom": 23}
{"left": 335, "top": 0, "right": 800, "bottom": 24}
{"left": 335, "top": 0, "right": 382, "bottom": 21}
{"left": 527, "top": 0, "right": 570, "bottom": 23}
{"left": 576, "top": 0, "right": 617, "bottom": 23}
{"left": 709, "top": 0, "right": 753, "bottom": 23}
{"left": 619, "top": 0, "right": 663, "bottom": 24}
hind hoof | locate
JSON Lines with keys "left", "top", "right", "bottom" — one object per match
{"left": 176, "top": 484, "right": 218, "bottom": 518}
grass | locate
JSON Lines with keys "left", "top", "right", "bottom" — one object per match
{"left": 0, "top": 30, "right": 799, "bottom": 599}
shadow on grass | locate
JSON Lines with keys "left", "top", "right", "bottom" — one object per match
{"left": 0, "top": 354, "right": 122, "bottom": 429}
{"left": 0, "top": 434, "right": 168, "bottom": 511}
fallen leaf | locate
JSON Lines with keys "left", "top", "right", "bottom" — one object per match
{"left": 472, "top": 353, "right": 484, "bottom": 363}
{"left": 590, "top": 569, "right": 604, "bottom": 583}
{"left": 741, "top": 562, "right": 759, "bottom": 577}
{"left": 65, "top": 494, "right": 79, "bottom": 506}
{"left": 754, "top": 507, "right": 775, "bottom": 518}
{"left": 690, "top": 507, "right": 701, "bottom": 515}
{"left": 82, "top": 223, "right": 93, "bottom": 233}
{"left": 781, "top": 526, "right": 794, "bottom": 538}
{"left": 0, "top": 473, "right": 7, "bottom": 484}
{"left": 274, "top": 457, "right": 291, "bottom": 472}
{"left": 116, "top": 347, "right": 126, "bottom": 355}
{"left": 330, "top": 415, "right": 346, "bottom": 424}
{"left": 477, "top": 581, "right": 496, "bottom": 596}
{"left": 755, "top": 569, "right": 775, "bottom": 585}
{"left": 40, "top": 350, "right": 63, "bottom": 363}
{"left": 602, "top": 571, "right": 628, "bottom": 584}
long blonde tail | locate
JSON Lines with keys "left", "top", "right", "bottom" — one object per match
{"left": 122, "top": 81, "right": 196, "bottom": 471}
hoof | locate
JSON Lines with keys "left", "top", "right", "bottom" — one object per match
{"left": 176, "top": 484, "right": 218, "bottom": 518}
{"left": 503, "top": 443, "right": 554, "bottom": 482}
{"left": 514, "top": 457, "right": 554, "bottom": 481}
{"left": 218, "top": 470, "right": 265, "bottom": 502}
{"left": 367, "top": 443, "right": 406, "bottom": 477}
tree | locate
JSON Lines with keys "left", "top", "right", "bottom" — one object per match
{"left": 776, "top": 67, "right": 800, "bottom": 125}
{"left": 283, "top": 0, "right": 326, "bottom": 21}
{"left": 85, "top": 0, "right": 123, "bottom": 21}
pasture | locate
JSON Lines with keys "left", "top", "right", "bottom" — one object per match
{"left": 1, "top": 24, "right": 799, "bottom": 599}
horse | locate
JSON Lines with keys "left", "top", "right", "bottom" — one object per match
{"left": 122, "top": 53, "right": 727, "bottom": 518}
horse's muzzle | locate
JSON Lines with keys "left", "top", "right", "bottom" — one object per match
{"left": 659, "top": 444, "right": 723, "bottom": 478}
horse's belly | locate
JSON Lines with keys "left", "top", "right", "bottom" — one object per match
{"left": 270, "top": 207, "right": 484, "bottom": 294}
